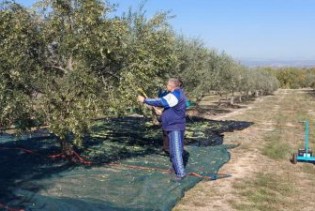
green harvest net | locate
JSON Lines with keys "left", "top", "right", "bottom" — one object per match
{"left": 0, "top": 117, "right": 252, "bottom": 211}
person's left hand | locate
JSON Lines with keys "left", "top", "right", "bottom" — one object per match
{"left": 137, "top": 95, "right": 145, "bottom": 103}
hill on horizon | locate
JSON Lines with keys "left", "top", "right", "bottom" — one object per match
{"left": 239, "top": 59, "right": 315, "bottom": 68}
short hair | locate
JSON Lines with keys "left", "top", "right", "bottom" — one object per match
{"left": 168, "top": 78, "right": 181, "bottom": 88}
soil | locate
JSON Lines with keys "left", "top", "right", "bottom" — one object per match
{"left": 174, "top": 89, "right": 315, "bottom": 211}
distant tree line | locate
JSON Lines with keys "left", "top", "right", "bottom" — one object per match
{"left": 264, "top": 67, "right": 315, "bottom": 89}
{"left": 0, "top": 0, "right": 279, "bottom": 153}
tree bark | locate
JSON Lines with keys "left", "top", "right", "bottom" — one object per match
{"left": 59, "top": 138, "right": 74, "bottom": 156}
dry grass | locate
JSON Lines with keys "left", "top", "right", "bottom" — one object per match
{"left": 174, "top": 89, "right": 315, "bottom": 211}
{"left": 230, "top": 89, "right": 315, "bottom": 211}
{"left": 232, "top": 173, "right": 295, "bottom": 211}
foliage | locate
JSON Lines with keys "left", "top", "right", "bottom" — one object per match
{"left": 172, "top": 37, "right": 279, "bottom": 102}
{"left": 115, "top": 5, "right": 177, "bottom": 115}
{"left": 173, "top": 37, "right": 217, "bottom": 101}
{"left": 0, "top": 0, "right": 279, "bottom": 151}
{"left": 272, "top": 67, "right": 315, "bottom": 89}
{"left": 0, "top": 2, "right": 43, "bottom": 132}
{"left": 34, "top": 0, "right": 117, "bottom": 147}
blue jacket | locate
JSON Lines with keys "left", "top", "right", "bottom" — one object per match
{"left": 144, "top": 88, "right": 187, "bottom": 131}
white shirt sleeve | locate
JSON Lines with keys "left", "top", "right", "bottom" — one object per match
{"left": 162, "top": 93, "right": 179, "bottom": 107}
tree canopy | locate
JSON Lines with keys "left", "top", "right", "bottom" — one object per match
{"left": 0, "top": 0, "right": 281, "bottom": 152}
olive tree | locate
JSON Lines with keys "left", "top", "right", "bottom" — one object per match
{"left": 113, "top": 5, "right": 177, "bottom": 116}
{"left": 0, "top": 1, "right": 44, "bottom": 133}
{"left": 173, "top": 37, "right": 218, "bottom": 102}
{"left": 30, "top": 0, "right": 127, "bottom": 153}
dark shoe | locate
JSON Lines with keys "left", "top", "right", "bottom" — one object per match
{"left": 171, "top": 175, "right": 186, "bottom": 182}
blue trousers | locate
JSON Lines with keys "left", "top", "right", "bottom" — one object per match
{"left": 167, "top": 130, "right": 186, "bottom": 178}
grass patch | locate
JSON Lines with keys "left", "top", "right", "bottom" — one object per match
{"left": 262, "top": 129, "right": 290, "bottom": 160}
{"left": 176, "top": 90, "right": 315, "bottom": 210}
{"left": 301, "top": 164, "right": 315, "bottom": 183}
{"left": 232, "top": 173, "right": 294, "bottom": 211}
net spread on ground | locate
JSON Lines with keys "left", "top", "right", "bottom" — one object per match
{"left": 0, "top": 117, "right": 251, "bottom": 210}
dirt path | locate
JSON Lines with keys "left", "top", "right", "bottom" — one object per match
{"left": 174, "top": 89, "right": 315, "bottom": 211}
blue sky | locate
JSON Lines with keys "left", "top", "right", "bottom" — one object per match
{"left": 14, "top": 0, "right": 315, "bottom": 61}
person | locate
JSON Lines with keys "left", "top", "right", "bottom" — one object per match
{"left": 157, "top": 79, "right": 184, "bottom": 155}
{"left": 137, "top": 78, "right": 187, "bottom": 180}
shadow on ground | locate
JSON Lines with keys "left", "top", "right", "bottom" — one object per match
{"left": 0, "top": 116, "right": 253, "bottom": 210}
{"left": 304, "top": 89, "right": 315, "bottom": 98}
{"left": 187, "top": 94, "right": 259, "bottom": 117}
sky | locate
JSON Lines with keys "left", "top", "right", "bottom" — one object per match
{"left": 13, "top": 0, "right": 315, "bottom": 62}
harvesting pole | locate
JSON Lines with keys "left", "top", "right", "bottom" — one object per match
{"left": 137, "top": 87, "right": 162, "bottom": 116}
{"left": 137, "top": 88, "right": 148, "bottom": 98}
{"left": 299, "top": 120, "right": 309, "bottom": 150}
{"left": 304, "top": 120, "right": 309, "bottom": 151}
